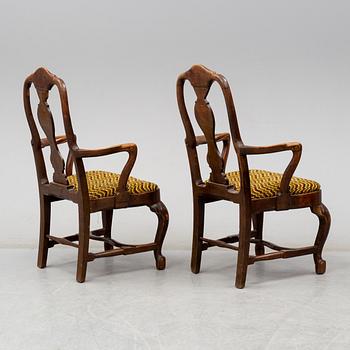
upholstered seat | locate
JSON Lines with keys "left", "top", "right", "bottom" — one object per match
{"left": 224, "top": 169, "right": 320, "bottom": 199}
{"left": 67, "top": 170, "right": 158, "bottom": 200}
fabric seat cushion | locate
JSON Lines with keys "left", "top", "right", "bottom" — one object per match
{"left": 224, "top": 169, "right": 320, "bottom": 199}
{"left": 67, "top": 170, "right": 158, "bottom": 200}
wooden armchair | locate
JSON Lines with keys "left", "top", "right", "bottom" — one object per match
{"left": 176, "top": 64, "right": 330, "bottom": 288}
{"left": 24, "top": 67, "right": 168, "bottom": 282}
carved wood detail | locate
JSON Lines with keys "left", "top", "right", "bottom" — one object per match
{"left": 37, "top": 94, "right": 67, "bottom": 184}
{"left": 193, "top": 86, "right": 227, "bottom": 184}
{"left": 184, "top": 65, "right": 228, "bottom": 184}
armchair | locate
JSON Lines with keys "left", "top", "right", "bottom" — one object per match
{"left": 24, "top": 67, "right": 168, "bottom": 282}
{"left": 177, "top": 64, "right": 330, "bottom": 288}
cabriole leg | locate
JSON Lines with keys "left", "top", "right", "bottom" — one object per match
{"left": 37, "top": 195, "right": 51, "bottom": 268}
{"left": 150, "top": 201, "right": 169, "bottom": 270}
{"left": 311, "top": 203, "right": 331, "bottom": 274}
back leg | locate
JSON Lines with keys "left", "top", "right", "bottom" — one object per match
{"left": 37, "top": 195, "right": 51, "bottom": 268}
{"left": 252, "top": 212, "right": 264, "bottom": 256}
{"left": 76, "top": 206, "right": 90, "bottom": 283}
{"left": 150, "top": 201, "right": 169, "bottom": 270}
{"left": 191, "top": 196, "right": 205, "bottom": 274}
{"left": 311, "top": 203, "right": 331, "bottom": 274}
{"left": 102, "top": 209, "right": 114, "bottom": 251}
{"left": 235, "top": 205, "right": 252, "bottom": 289}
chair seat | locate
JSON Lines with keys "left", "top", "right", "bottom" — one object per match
{"left": 67, "top": 170, "right": 158, "bottom": 200}
{"left": 224, "top": 169, "right": 320, "bottom": 199}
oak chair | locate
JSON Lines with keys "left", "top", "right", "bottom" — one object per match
{"left": 24, "top": 67, "right": 168, "bottom": 282}
{"left": 177, "top": 64, "right": 330, "bottom": 288}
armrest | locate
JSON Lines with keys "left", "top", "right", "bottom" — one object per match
{"left": 73, "top": 143, "right": 137, "bottom": 158}
{"left": 236, "top": 141, "right": 302, "bottom": 196}
{"left": 72, "top": 143, "right": 137, "bottom": 193}
{"left": 237, "top": 141, "right": 301, "bottom": 155}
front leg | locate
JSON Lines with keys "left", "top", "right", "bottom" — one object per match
{"left": 311, "top": 203, "right": 331, "bottom": 274}
{"left": 150, "top": 201, "right": 169, "bottom": 270}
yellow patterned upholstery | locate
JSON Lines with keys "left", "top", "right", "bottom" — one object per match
{"left": 67, "top": 170, "right": 158, "bottom": 199}
{"left": 224, "top": 169, "right": 320, "bottom": 199}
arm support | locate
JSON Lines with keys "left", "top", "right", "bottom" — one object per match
{"left": 72, "top": 143, "right": 137, "bottom": 193}
{"left": 237, "top": 141, "right": 302, "bottom": 196}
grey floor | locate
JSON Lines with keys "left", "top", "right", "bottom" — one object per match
{"left": 0, "top": 249, "right": 349, "bottom": 350}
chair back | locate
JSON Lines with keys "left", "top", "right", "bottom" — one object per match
{"left": 23, "top": 67, "right": 77, "bottom": 185}
{"left": 176, "top": 64, "right": 243, "bottom": 185}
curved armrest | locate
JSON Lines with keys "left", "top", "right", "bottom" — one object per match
{"left": 237, "top": 142, "right": 301, "bottom": 155}
{"left": 236, "top": 141, "right": 302, "bottom": 196}
{"left": 72, "top": 143, "right": 137, "bottom": 193}
{"left": 73, "top": 143, "right": 137, "bottom": 158}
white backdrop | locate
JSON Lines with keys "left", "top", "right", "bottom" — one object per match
{"left": 1, "top": 0, "right": 349, "bottom": 251}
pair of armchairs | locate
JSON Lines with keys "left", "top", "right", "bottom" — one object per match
{"left": 24, "top": 66, "right": 330, "bottom": 288}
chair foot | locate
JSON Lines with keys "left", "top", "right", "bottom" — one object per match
{"left": 155, "top": 255, "right": 166, "bottom": 270}
{"left": 191, "top": 266, "right": 200, "bottom": 274}
{"left": 76, "top": 268, "right": 87, "bottom": 283}
{"left": 76, "top": 255, "right": 88, "bottom": 283}
{"left": 235, "top": 280, "right": 246, "bottom": 289}
{"left": 150, "top": 201, "right": 169, "bottom": 270}
{"left": 315, "top": 258, "right": 326, "bottom": 274}
{"left": 235, "top": 261, "right": 249, "bottom": 289}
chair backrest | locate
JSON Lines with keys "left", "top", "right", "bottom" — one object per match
{"left": 176, "top": 64, "right": 243, "bottom": 185}
{"left": 23, "top": 67, "right": 77, "bottom": 185}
